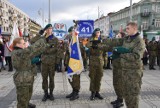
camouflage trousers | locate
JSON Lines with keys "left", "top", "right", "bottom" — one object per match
{"left": 103, "top": 56, "right": 108, "bottom": 68}
{"left": 158, "top": 55, "right": 160, "bottom": 67}
{"left": 122, "top": 69, "right": 143, "bottom": 108}
{"left": 68, "top": 74, "right": 80, "bottom": 91}
{"left": 16, "top": 84, "right": 33, "bottom": 108}
{"left": 112, "top": 63, "right": 123, "bottom": 99}
{"left": 41, "top": 63, "right": 55, "bottom": 91}
{"left": 149, "top": 55, "right": 156, "bottom": 68}
{"left": 64, "top": 51, "right": 70, "bottom": 67}
{"left": 89, "top": 60, "right": 103, "bottom": 92}
{"left": 83, "top": 57, "right": 88, "bottom": 70}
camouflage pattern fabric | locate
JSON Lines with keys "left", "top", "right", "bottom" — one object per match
{"left": 102, "top": 33, "right": 145, "bottom": 108}
{"left": 103, "top": 51, "right": 108, "bottom": 68}
{"left": 41, "top": 35, "right": 58, "bottom": 91}
{"left": 68, "top": 74, "right": 80, "bottom": 91}
{"left": 158, "top": 41, "right": 160, "bottom": 67}
{"left": 147, "top": 41, "right": 158, "bottom": 68}
{"left": 12, "top": 36, "right": 51, "bottom": 108}
{"left": 112, "top": 58, "right": 123, "bottom": 100}
{"left": 89, "top": 39, "right": 104, "bottom": 92}
{"left": 80, "top": 43, "right": 87, "bottom": 70}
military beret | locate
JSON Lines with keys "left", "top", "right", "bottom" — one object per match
{"left": 44, "top": 24, "right": 52, "bottom": 31}
{"left": 68, "top": 26, "right": 74, "bottom": 32}
{"left": 94, "top": 28, "right": 100, "bottom": 33}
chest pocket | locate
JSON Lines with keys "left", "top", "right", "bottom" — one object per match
{"left": 123, "top": 37, "right": 140, "bottom": 52}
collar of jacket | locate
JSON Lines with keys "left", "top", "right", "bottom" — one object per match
{"left": 46, "top": 34, "right": 54, "bottom": 39}
{"left": 130, "top": 32, "right": 139, "bottom": 39}
{"left": 13, "top": 46, "right": 23, "bottom": 50}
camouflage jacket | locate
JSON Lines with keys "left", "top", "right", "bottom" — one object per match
{"left": 41, "top": 34, "right": 59, "bottom": 64}
{"left": 12, "top": 37, "right": 50, "bottom": 86}
{"left": 87, "top": 37, "right": 108, "bottom": 65}
{"left": 56, "top": 42, "right": 66, "bottom": 64}
{"left": 158, "top": 41, "right": 160, "bottom": 55}
{"left": 147, "top": 41, "right": 158, "bottom": 56}
{"left": 80, "top": 43, "right": 87, "bottom": 59}
{"left": 102, "top": 33, "right": 145, "bottom": 69}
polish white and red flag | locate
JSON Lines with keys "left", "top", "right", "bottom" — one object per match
{"left": 7, "top": 22, "right": 21, "bottom": 51}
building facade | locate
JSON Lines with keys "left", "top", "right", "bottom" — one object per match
{"left": 0, "top": 0, "right": 41, "bottom": 37}
{"left": 0, "top": 0, "right": 30, "bottom": 36}
{"left": 28, "top": 19, "right": 42, "bottom": 37}
{"left": 94, "top": 15, "right": 110, "bottom": 36}
{"left": 109, "top": 0, "right": 160, "bottom": 40}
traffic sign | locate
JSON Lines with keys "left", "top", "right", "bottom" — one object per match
{"left": 53, "top": 23, "right": 67, "bottom": 40}
{"left": 77, "top": 20, "right": 94, "bottom": 38}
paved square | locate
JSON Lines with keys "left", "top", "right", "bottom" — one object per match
{"left": 0, "top": 66, "right": 159, "bottom": 108}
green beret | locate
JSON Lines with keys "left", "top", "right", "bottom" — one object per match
{"left": 94, "top": 28, "right": 100, "bottom": 33}
{"left": 44, "top": 24, "right": 52, "bottom": 30}
{"left": 68, "top": 26, "right": 74, "bottom": 32}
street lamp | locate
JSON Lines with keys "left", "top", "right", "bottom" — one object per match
{"left": 38, "top": 8, "right": 44, "bottom": 27}
{"left": 98, "top": 6, "right": 104, "bottom": 28}
{"left": 48, "top": 0, "right": 51, "bottom": 23}
{"left": 130, "top": 0, "right": 133, "bottom": 21}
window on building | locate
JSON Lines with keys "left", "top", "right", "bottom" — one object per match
{"left": 155, "top": 19, "right": 160, "bottom": 27}
{"left": 142, "top": 20, "right": 148, "bottom": 30}
{"left": 143, "top": 8, "right": 149, "bottom": 13}
{"left": 156, "top": 6, "right": 160, "bottom": 13}
{"left": 6, "top": 27, "right": 9, "bottom": 32}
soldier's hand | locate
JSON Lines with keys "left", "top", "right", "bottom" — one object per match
{"left": 39, "top": 29, "right": 45, "bottom": 35}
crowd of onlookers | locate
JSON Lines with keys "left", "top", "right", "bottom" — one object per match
{"left": 142, "top": 37, "right": 160, "bottom": 70}
{"left": 0, "top": 36, "right": 13, "bottom": 72}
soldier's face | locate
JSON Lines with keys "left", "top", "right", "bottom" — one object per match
{"left": 126, "top": 25, "right": 137, "bottom": 36}
{"left": 46, "top": 27, "right": 53, "bottom": 34}
{"left": 17, "top": 40, "right": 26, "bottom": 49}
{"left": 95, "top": 31, "right": 100, "bottom": 37}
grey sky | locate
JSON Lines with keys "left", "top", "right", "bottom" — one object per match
{"left": 9, "top": 0, "right": 141, "bottom": 28}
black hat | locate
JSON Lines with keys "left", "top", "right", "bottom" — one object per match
{"left": 94, "top": 28, "right": 100, "bottom": 33}
{"left": 68, "top": 26, "right": 74, "bottom": 32}
{"left": 44, "top": 24, "right": 52, "bottom": 31}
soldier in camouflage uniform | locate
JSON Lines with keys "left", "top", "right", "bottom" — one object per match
{"left": 82, "top": 38, "right": 89, "bottom": 71}
{"left": 80, "top": 40, "right": 87, "bottom": 71}
{"left": 102, "top": 51, "right": 108, "bottom": 69}
{"left": 147, "top": 37, "right": 158, "bottom": 70}
{"left": 56, "top": 40, "right": 66, "bottom": 72}
{"left": 88, "top": 28, "right": 105, "bottom": 100}
{"left": 65, "top": 26, "right": 81, "bottom": 101}
{"left": 11, "top": 34, "right": 54, "bottom": 108}
{"left": 101, "top": 22, "right": 145, "bottom": 108}
{"left": 157, "top": 39, "right": 160, "bottom": 69}
{"left": 24, "top": 37, "right": 41, "bottom": 108}
{"left": 110, "top": 32, "right": 126, "bottom": 108}
{"left": 40, "top": 24, "right": 59, "bottom": 101}
{"left": 64, "top": 26, "right": 73, "bottom": 71}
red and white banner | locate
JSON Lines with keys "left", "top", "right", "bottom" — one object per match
{"left": 8, "top": 22, "right": 20, "bottom": 51}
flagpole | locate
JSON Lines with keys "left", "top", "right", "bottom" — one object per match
{"left": 130, "top": 0, "right": 132, "bottom": 21}
{"left": 98, "top": 6, "right": 100, "bottom": 28}
{"left": 48, "top": 0, "right": 51, "bottom": 23}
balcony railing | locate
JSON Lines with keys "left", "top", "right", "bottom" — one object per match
{"left": 141, "top": 12, "right": 151, "bottom": 17}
